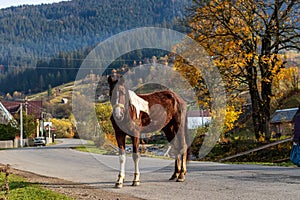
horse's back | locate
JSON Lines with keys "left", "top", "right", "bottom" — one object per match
{"left": 138, "top": 90, "right": 186, "bottom": 109}
{"left": 136, "top": 90, "right": 186, "bottom": 133}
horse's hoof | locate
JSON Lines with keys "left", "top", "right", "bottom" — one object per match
{"left": 176, "top": 178, "right": 185, "bottom": 182}
{"left": 176, "top": 174, "right": 185, "bottom": 182}
{"left": 169, "top": 174, "right": 178, "bottom": 181}
{"left": 176, "top": 173, "right": 185, "bottom": 182}
{"left": 115, "top": 183, "right": 123, "bottom": 188}
{"left": 132, "top": 181, "right": 140, "bottom": 186}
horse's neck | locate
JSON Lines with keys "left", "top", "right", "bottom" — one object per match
{"left": 128, "top": 90, "right": 149, "bottom": 117}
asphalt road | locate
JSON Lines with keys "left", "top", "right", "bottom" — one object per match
{"left": 1, "top": 139, "right": 300, "bottom": 200}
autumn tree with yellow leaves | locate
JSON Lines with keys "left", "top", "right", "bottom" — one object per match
{"left": 178, "top": 0, "right": 300, "bottom": 140}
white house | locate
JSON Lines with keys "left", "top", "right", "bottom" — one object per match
{"left": 187, "top": 110, "right": 211, "bottom": 129}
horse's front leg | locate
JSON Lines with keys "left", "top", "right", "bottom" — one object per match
{"left": 132, "top": 136, "right": 140, "bottom": 186}
{"left": 115, "top": 133, "right": 126, "bottom": 188}
{"left": 132, "top": 153, "right": 140, "bottom": 186}
{"left": 115, "top": 151, "right": 126, "bottom": 188}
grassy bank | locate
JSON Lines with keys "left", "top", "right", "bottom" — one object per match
{"left": 74, "top": 139, "right": 297, "bottom": 166}
{"left": 200, "top": 139, "right": 295, "bottom": 166}
{"left": 0, "top": 172, "right": 72, "bottom": 200}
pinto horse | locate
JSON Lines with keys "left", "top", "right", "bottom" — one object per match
{"left": 108, "top": 76, "right": 189, "bottom": 188}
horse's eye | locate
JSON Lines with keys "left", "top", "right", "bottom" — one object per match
{"left": 119, "top": 87, "right": 126, "bottom": 94}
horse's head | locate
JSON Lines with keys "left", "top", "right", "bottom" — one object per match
{"left": 108, "top": 76, "right": 126, "bottom": 121}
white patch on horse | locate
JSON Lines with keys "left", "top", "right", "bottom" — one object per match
{"left": 128, "top": 90, "right": 149, "bottom": 118}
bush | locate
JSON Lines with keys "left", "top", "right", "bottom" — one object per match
{"left": 0, "top": 124, "right": 18, "bottom": 140}
{"left": 51, "top": 118, "right": 75, "bottom": 138}
{"left": 95, "top": 102, "right": 114, "bottom": 146}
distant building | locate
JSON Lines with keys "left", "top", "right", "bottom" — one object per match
{"left": 2, "top": 100, "right": 43, "bottom": 138}
{"left": 2, "top": 100, "right": 42, "bottom": 119}
{"left": 187, "top": 110, "right": 211, "bottom": 129}
{"left": 270, "top": 107, "right": 298, "bottom": 137}
{"left": 1, "top": 100, "right": 43, "bottom": 147}
{"left": 61, "top": 98, "right": 68, "bottom": 104}
{"left": 0, "top": 101, "right": 17, "bottom": 127}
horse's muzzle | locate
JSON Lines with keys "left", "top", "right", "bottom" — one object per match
{"left": 113, "top": 105, "right": 125, "bottom": 121}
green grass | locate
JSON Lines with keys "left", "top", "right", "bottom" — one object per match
{"left": 0, "top": 173, "right": 73, "bottom": 200}
{"left": 74, "top": 144, "right": 109, "bottom": 154}
{"left": 225, "top": 161, "right": 296, "bottom": 167}
{"left": 72, "top": 141, "right": 115, "bottom": 155}
{"left": 75, "top": 141, "right": 299, "bottom": 166}
{"left": 73, "top": 141, "right": 176, "bottom": 161}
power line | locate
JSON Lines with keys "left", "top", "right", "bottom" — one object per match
{"left": 3, "top": 65, "right": 135, "bottom": 70}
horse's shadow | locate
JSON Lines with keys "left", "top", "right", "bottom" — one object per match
{"left": 79, "top": 176, "right": 174, "bottom": 189}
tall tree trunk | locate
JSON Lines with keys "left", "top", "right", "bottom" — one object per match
{"left": 248, "top": 78, "right": 261, "bottom": 139}
{"left": 246, "top": 60, "right": 262, "bottom": 140}
{"left": 258, "top": 31, "right": 274, "bottom": 140}
{"left": 249, "top": 86, "right": 271, "bottom": 140}
{"left": 246, "top": 54, "right": 272, "bottom": 140}
{"left": 261, "top": 80, "right": 272, "bottom": 140}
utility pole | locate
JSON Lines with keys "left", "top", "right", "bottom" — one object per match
{"left": 201, "top": 108, "right": 204, "bottom": 127}
{"left": 20, "top": 104, "right": 23, "bottom": 148}
{"left": 40, "top": 112, "right": 44, "bottom": 138}
{"left": 48, "top": 116, "right": 51, "bottom": 143}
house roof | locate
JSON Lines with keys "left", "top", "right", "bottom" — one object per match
{"left": 0, "top": 102, "right": 14, "bottom": 125}
{"left": 270, "top": 107, "right": 298, "bottom": 124}
{"left": 1, "top": 100, "right": 43, "bottom": 119}
{"left": 187, "top": 110, "right": 211, "bottom": 117}
{"left": 0, "top": 101, "right": 18, "bottom": 127}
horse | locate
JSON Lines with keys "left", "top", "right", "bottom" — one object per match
{"left": 108, "top": 76, "right": 189, "bottom": 188}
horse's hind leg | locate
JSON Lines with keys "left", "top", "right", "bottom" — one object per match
{"left": 175, "top": 119, "right": 187, "bottom": 182}
{"left": 169, "top": 154, "right": 181, "bottom": 181}
{"left": 171, "top": 145, "right": 187, "bottom": 182}
{"left": 163, "top": 124, "right": 181, "bottom": 181}
{"left": 165, "top": 113, "right": 187, "bottom": 182}
{"left": 177, "top": 150, "right": 187, "bottom": 182}
{"left": 176, "top": 123, "right": 187, "bottom": 182}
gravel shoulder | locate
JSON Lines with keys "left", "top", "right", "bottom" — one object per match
{"left": 2, "top": 164, "right": 143, "bottom": 200}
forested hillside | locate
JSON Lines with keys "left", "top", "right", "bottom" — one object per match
{"left": 0, "top": 0, "right": 191, "bottom": 95}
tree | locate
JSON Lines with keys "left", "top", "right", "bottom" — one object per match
{"left": 23, "top": 114, "right": 38, "bottom": 138}
{"left": 95, "top": 102, "right": 113, "bottom": 146}
{"left": 0, "top": 123, "right": 18, "bottom": 140}
{"left": 184, "top": 0, "right": 300, "bottom": 140}
{"left": 271, "top": 66, "right": 299, "bottom": 109}
{"left": 14, "top": 113, "right": 37, "bottom": 138}
{"left": 51, "top": 118, "right": 75, "bottom": 138}
{"left": 47, "top": 84, "right": 52, "bottom": 98}
{"left": 39, "top": 75, "right": 45, "bottom": 92}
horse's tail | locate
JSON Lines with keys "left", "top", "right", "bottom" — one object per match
{"left": 179, "top": 98, "right": 191, "bottom": 161}
{"left": 185, "top": 111, "right": 191, "bottom": 161}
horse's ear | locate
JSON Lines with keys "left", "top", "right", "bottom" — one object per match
{"left": 107, "top": 76, "right": 113, "bottom": 85}
{"left": 119, "top": 76, "right": 125, "bottom": 85}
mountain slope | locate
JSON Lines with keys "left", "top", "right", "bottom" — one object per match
{"left": 0, "top": 0, "right": 191, "bottom": 70}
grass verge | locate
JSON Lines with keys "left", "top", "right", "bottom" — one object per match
{"left": 72, "top": 140, "right": 115, "bottom": 155}
{"left": 0, "top": 172, "right": 73, "bottom": 200}
{"left": 224, "top": 161, "right": 295, "bottom": 167}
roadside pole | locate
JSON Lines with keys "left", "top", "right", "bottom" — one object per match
{"left": 48, "top": 118, "right": 51, "bottom": 143}
{"left": 20, "top": 104, "right": 23, "bottom": 148}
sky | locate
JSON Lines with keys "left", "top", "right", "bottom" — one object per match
{"left": 0, "top": 0, "right": 67, "bottom": 9}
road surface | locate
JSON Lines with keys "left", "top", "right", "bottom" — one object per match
{"left": 1, "top": 139, "right": 300, "bottom": 200}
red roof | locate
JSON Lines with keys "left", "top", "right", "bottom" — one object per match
{"left": 187, "top": 110, "right": 211, "bottom": 117}
{"left": 1, "top": 100, "right": 43, "bottom": 119}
